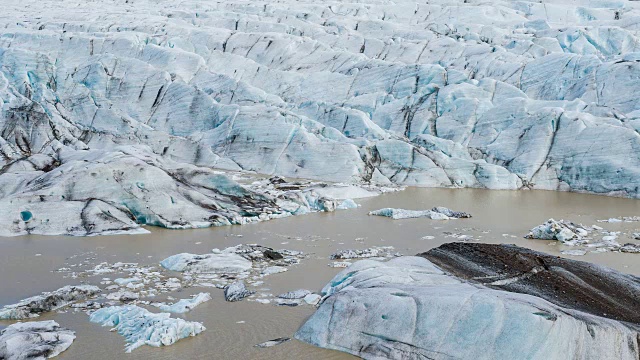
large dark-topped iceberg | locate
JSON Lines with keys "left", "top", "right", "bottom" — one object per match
{"left": 296, "top": 243, "right": 640, "bottom": 359}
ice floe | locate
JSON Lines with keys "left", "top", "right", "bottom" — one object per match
{"left": 0, "top": 321, "right": 75, "bottom": 360}
{"left": 152, "top": 293, "right": 211, "bottom": 313}
{"left": 0, "top": 285, "right": 101, "bottom": 320}
{"left": 89, "top": 305, "right": 205, "bottom": 352}
{"left": 298, "top": 244, "right": 640, "bottom": 359}
{"left": 369, "top": 207, "right": 471, "bottom": 220}
{"left": 224, "top": 281, "right": 254, "bottom": 302}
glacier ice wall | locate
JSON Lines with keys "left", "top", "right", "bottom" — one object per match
{"left": 2, "top": 0, "right": 640, "bottom": 235}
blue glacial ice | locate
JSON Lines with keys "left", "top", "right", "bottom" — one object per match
{"left": 89, "top": 305, "right": 205, "bottom": 352}
{"left": 296, "top": 256, "right": 640, "bottom": 360}
{"left": 3, "top": 0, "right": 640, "bottom": 236}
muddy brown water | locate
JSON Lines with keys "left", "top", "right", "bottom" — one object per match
{"left": 1, "top": 188, "right": 640, "bottom": 359}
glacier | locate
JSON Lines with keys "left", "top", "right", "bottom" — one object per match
{"left": 296, "top": 244, "right": 640, "bottom": 360}
{"left": 3, "top": 0, "right": 640, "bottom": 235}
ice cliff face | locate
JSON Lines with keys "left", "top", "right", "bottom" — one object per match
{"left": 2, "top": 0, "right": 640, "bottom": 235}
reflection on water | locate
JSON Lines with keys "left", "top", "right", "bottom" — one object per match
{"left": 1, "top": 188, "right": 640, "bottom": 359}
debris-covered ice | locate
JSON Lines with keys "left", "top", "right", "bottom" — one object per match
{"left": 0, "top": 321, "right": 75, "bottom": 360}
{"left": 255, "top": 338, "right": 291, "bottom": 348}
{"left": 0, "top": 285, "right": 101, "bottom": 320}
{"left": 298, "top": 244, "right": 640, "bottom": 359}
{"left": 330, "top": 247, "right": 398, "bottom": 260}
{"left": 278, "top": 290, "right": 312, "bottom": 300}
{"left": 224, "top": 281, "right": 254, "bottom": 302}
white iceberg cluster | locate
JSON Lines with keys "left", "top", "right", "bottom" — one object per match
{"left": 89, "top": 305, "right": 205, "bottom": 352}
{"left": 0, "top": 321, "right": 75, "bottom": 360}
{"left": 159, "top": 244, "right": 307, "bottom": 301}
{"left": 526, "top": 218, "right": 640, "bottom": 254}
{"left": 3, "top": 0, "right": 640, "bottom": 235}
{"left": 526, "top": 218, "right": 590, "bottom": 243}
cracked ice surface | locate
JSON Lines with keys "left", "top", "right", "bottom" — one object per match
{"left": 3, "top": 0, "right": 640, "bottom": 235}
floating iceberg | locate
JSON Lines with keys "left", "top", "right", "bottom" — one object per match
{"left": 297, "top": 243, "right": 640, "bottom": 359}
{"left": 152, "top": 293, "right": 211, "bottom": 313}
{"left": 255, "top": 338, "right": 290, "bottom": 348}
{"left": 224, "top": 281, "right": 254, "bottom": 302}
{"left": 526, "top": 218, "right": 588, "bottom": 242}
{"left": 0, "top": 321, "right": 75, "bottom": 360}
{"left": 525, "top": 218, "right": 640, "bottom": 253}
{"left": 0, "top": 285, "right": 101, "bottom": 320}
{"left": 277, "top": 290, "right": 312, "bottom": 299}
{"left": 160, "top": 252, "right": 252, "bottom": 274}
{"left": 89, "top": 305, "right": 205, "bottom": 352}
{"left": 369, "top": 207, "right": 471, "bottom": 220}
{"left": 330, "top": 246, "right": 397, "bottom": 260}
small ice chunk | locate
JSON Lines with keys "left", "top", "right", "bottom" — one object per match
{"left": 620, "top": 243, "right": 640, "bottom": 253}
{"left": 224, "top": 281, "right": 254, "bottom": 302}
{"left": 561, "top": 249, "right": 587, "bottom": 256}
{"left": 153, "top": 293, "right": 211, "bottom": 313}
{"left": 114, "top": 277, "right": 141, "bottom": 286}
{"left": 303, "top": 294, "right": 322, "bottom": 305}
{"left": 278, "top": 290, "right": 311, "bottom": 299}
{"left": 330, "top": 247, "right": 395, "bottom": 260}
{"left": 329, "top": 262, "right": 352, "bottom": 268}
{"left": 105, "top": 290, "right": 139, "bottom": 302}
{"left": 255, "top": 338, "right": 290, "bottom": 348}
{"left": 262, "top": 266, "right": 287, "bottom": 276}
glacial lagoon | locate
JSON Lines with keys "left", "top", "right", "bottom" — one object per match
{"left": 2, "top": 187, "right": 639, "bottom": 359}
